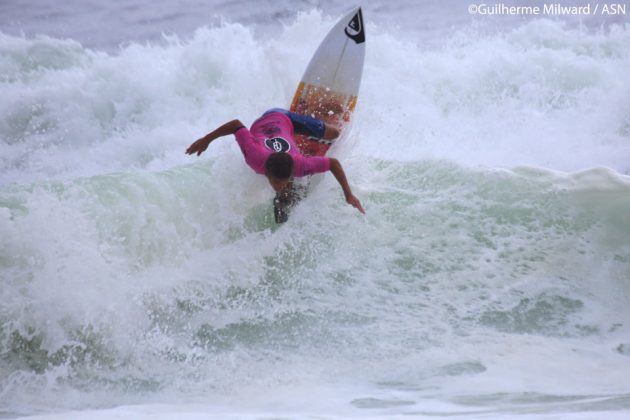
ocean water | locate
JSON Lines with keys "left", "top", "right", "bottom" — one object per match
{"left": 1, "top": 0, "right": 630, "bottom": 418}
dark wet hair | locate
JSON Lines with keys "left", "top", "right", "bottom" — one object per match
{"left": 265, "top": 152, "right": 294, "bottom": 179}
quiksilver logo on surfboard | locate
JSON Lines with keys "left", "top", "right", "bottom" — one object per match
{"left": 344, "top": 9, "right": 365, "bottom": 44}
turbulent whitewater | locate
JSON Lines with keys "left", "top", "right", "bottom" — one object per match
{"left": 1, "top": 4, "right": 630, "bottom": 418}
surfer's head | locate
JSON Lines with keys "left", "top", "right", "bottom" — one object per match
{"left": 265, "top": 152, "right": 293, "bottom": 191}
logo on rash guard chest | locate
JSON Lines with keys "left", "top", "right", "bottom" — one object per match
{"left": 265, "top": 137, "right": 291, "bottom": 153}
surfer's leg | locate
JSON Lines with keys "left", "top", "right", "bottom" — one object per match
{"left": 262, "top": 108, "right": 333, "bottom": 143}
{"left": 284, "top": 110, "right": 327, "bottom": 139}
{"left": 322, "top": 124, "right": 339, "bottom": 140}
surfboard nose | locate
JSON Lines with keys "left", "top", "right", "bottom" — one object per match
{"left": 344, "top": 7, "right": 365, "bottom": 44}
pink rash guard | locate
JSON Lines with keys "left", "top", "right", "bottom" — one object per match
{"left": 234, "top": 112, "right": 331, "bottom": 177}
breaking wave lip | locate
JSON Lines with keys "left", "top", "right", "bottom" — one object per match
{"left": 1, "top": 14, "right": 630, "bottom": 186}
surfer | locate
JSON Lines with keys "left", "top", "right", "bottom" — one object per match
{"left": 186, "top": 108, "right": 365, "bottom": 214}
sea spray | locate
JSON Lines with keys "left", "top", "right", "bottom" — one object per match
{"left": 1, "top": 9, "right": 630, "bottom": 418}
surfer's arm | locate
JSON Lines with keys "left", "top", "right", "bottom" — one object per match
{"left": 329, "top": 158, "right": 365, "bottom": 214}
{"left": 186, "top": 119, "right": 245, "bottom": 156}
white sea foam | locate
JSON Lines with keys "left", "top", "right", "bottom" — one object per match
{"left": 1, "top": 6, "right": 630, "bottom": 420}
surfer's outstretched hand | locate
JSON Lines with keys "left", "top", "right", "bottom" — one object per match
{"left": 346, "top": 194, "right": 365, "bottom": 214}
{"left": 186, "top": 120, "right": 245, "bottom": 157}
{"left": 329, "top": 158, "right": 365, "bottom": 215}
{"left": 186, "top": 138, "right": 210, "bottom": 156}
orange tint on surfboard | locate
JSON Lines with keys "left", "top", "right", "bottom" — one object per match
{"left": 290, "top": 82, "right": 358, "bottom": 156}
{"left": 288, "top": 6, "right": 365, "bottom": 157}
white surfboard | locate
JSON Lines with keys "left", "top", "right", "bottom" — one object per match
{"left": 290, "top": 6, "right": 366, "bottom": 157}
{"left": 274, "top": 7, "right": 366, "bottom": 223}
